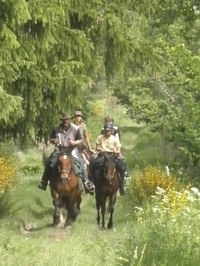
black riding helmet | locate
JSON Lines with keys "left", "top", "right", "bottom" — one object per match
{"left": 104, "top": 122, "right": 113, "bottom": 131}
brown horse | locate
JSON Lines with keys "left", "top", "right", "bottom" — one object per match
{"left": 93, "top": 153, "right": 119, "bottom": 230}
{"left": 46, "top": 148, "right": 82, "bottom": 227}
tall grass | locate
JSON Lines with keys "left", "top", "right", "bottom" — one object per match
{"left": 121, "top": 166, "right": 200, "bottom": 266}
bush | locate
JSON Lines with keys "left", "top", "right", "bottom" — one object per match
{"left": 0, "top": 157, "right": 17, "bottom": 218}
{"left": 128, "top": 165, "right": 188, "bottom": 206}
{"left": 0, "top": 157, "right": 15, "bottom": 189}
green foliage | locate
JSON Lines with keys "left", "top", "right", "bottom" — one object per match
{"left": 15, "top": 148, "right": 43, "bottom": 174}
{"left": 20, "top": 164, "right": 42, "bottom": 174}
{"left": 114, "top": 1, "right": 200, "bottom": 169}
{"left": 0, "top": 86, "right": 23, "bottom": 124}
{"left": 0, "top": 0, "right": 145, "bottom": 146}
{"left": 0, "top": 188, "right": 18, "bottom": 219}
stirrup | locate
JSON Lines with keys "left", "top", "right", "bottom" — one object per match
{"left": 84, "top": 181, "right": 95, "bottom": 190}
{"left": 84, "top": 181, "right": 95, "bottom": 195}
{"left": 38, "top": 181, "right": 47, "bottom": 191}
{"left": 124, "top": 172, "right": 131, "bottom": 180}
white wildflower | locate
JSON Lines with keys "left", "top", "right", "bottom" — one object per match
{"left": 155, "top": 186, "right": 166, "bottom": 195}
{"left": 187, "top": 195, "right": 196, "bottom": 202}
{"left": 191, "top": 187, "right": 200, "bottom": 197}
{"left": 134, "top": 206, "right": 144, "bottom": 213}
{"left": 152, "top": 207, "right": 161, "bottom": 213}
{"left": 162, "top": 195, "right": 169, "bottom": 203}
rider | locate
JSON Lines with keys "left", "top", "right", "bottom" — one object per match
{"left": 38, "top": 112, "right": 95, "bottom": 194}
{"left": 73, "top": 110, "right": 94, "bottom": 155}
{"left": 101, "top": 116, "right": 121, "bottom": 141}
{"left": 89, "top": 122, "right": 126, "bottom": 195}
{"left": 101, "top": 116, "right": 130, "bottom": 179}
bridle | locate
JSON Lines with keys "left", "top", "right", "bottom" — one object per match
{"left": 103, "top": 155, "right": 117, "bottom": 183}
{"left": 58, "top": 154, "right": 71, "bottom": 180}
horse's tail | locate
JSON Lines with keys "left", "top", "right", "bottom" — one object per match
{"left": 42, "top": 146, "right": 48, "bottom": 166}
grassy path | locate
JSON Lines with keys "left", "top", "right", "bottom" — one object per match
{"left": 0, "top": 118, "right": 141, "bottom": 266}
{"left": 1, "top": 172, "right": 133, "bottom": 266}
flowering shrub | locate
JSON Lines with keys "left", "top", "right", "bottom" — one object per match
{"left": 129, "top": 166, "right": 188, "bottom": 205}
{"left": 125, "top": 185, "right": 200, "bottom": 265}
{"left": 0, "top": 157, "right": 15, "bottom": 189}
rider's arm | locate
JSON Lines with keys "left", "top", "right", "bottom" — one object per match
{"left": 113, "top": 137, "right": 121, "bottom": 156}
{"left": 83, "top": 129, "right": 94, "bottom": 152}
{"left": 69, "top": 128, "right": 83, "bottom": 146}
{"left": 96, "top": 143, "right": 103, "bottom": 152}
{"left": 50, "top": 127, "right": 59, "bottom": 145}
{"left": 96, "top": 136, "right": 104, "bottom": 153}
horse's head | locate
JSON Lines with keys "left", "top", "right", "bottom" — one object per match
{"left": 103, "top": 153, "right": 116, "bottom": 183}
{"left": 57, "top": 152, "right": 72, "bottom": 181}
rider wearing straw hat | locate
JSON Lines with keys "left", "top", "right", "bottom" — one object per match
{"left": 38, "top": 112, "right": 95, "bottom": 194}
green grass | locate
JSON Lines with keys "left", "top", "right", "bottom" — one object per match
{"left": 1, "top": 97, "right": 200, "bottom": 266}
{"left": 0, "top": 169, "right": 133, "bottom": 266}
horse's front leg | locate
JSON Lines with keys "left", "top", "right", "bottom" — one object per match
{"left": 65, "top": 199, "right": 77, "bottom": 227}
{"left": 52, "top": 198, "right": 61, "bottom": 226}
{"left": 100, "top": 197, "right": 106, "bottom": 230}
{"left": 76, "top": 192, "right": 82, "bottom": 213}
{"left": 95, "top": 193, "right": 101, "bottom": 225}
{"left": 107, "top": 194, "right": 116, "bottom": 229}
{"left": 51, "top": 189, "right": 62, "bottom": 226}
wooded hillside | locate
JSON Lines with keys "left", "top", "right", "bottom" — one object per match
{"left": 0, "top": 0, "right": 200, "bottom": 168}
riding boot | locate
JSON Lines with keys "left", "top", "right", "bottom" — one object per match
{"left": 82, "top": 176, "right": 95, "bottom": 195}
{"left": 115, "top": 158, "right": 126, "bottom": 195}
{"left": 38, "top": 164, "right": 51, "bottom": 191}
{"left": 119, "top": 179, "right": 125, "bottom": 196}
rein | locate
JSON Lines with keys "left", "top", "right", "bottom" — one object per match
{"left": 59, "top": 167, "right": 71, "bottom": 179}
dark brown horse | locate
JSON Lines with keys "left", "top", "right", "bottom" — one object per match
{"left": 93, "top": 153, "right": 119, "bottom": 229}
{"left": 46, "top": 149, "right": 82, "bottom": 227}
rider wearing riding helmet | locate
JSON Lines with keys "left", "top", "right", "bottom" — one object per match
{"left": 100, "top": 116, "right": 121, "bottom": 142}
{"left": 101, "top": 116, "right": 130, "bottom": 180}
{"left": 90, "top": 122, "right": 126, "bottom": 195}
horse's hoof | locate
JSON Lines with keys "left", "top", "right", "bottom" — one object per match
{"left": 64, "top": 220, "right": 72, "bottom": 227}
{"left": 53, "top": 223, "right": 63, "bottom": 229}
{"left": 53, "top": 216, "right": 61, "bottom": 226}
{"left": 107, "top": 224, "right": 113, "bottom": 229}
{"left": 99, "top": 225, "right": 106, "bottom": 231}
{"left": 75, "top": 209, "right": 80, "bottom": 216}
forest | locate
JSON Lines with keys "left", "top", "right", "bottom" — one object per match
{"left": 1, "top": 0, "right": 200, "bottom": 172}
{"left": 1, "top": 1, "right": 200, "bottom": 265}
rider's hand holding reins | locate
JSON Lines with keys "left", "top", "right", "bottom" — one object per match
{"left": 88, "top": 148, "right": 95, "bottom": 154}
{"left": 113, "top": 147, "right": 120, "bottom": 158}
{"left": 68, "top": 139, "right": 82, "bottom": 146}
